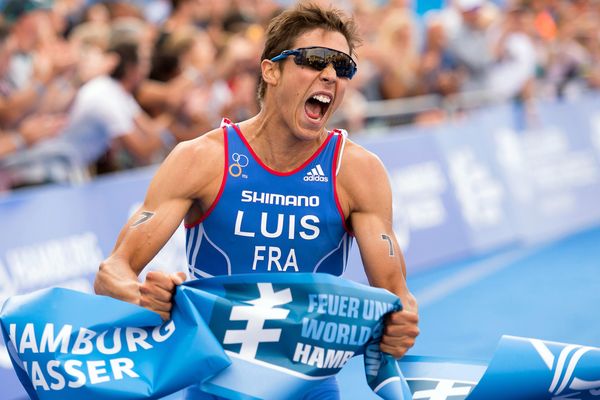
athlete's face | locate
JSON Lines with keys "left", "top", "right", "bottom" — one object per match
{"left": 270, "top": 29, "right": 352, "bottom": 141}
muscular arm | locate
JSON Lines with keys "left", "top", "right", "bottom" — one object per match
{"left": 94, "top": 130, "right": 223, "bottom": 317}
{"left": 338, "top": 142, "right": 419, "bottom": 357}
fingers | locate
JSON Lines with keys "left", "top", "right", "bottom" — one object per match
{"left": 379, "top": 310, "right": 420, "bottom": 359}
{"left": 171, "top": 271, "right": 187, "bottom": 285}
{"left": 139, "top": 271, "right": 186, "bottom": 321}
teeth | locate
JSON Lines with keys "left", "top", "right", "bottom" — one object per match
{"left": 312, "top": 94, "right": 331, "bottom": 104}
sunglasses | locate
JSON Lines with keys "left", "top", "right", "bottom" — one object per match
{"left": 270, "top": 46, "right": 357, "bottom": 79}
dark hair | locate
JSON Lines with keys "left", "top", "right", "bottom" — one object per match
{"left": 0, "top": 20, "right": 10, "bottom": 44}
{"left": 170, "top": 0, "right": 186, "bottom": 11}
{"left": 257, "top": 3, "right": 361, "bottom": 103}
{"left": 109, "top": 41, "right": 139, "bottom": 80}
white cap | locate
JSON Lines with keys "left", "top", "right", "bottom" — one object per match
{"left": 456, "top": 0, "right": 484, "bottom": 11}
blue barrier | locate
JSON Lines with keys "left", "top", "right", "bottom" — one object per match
{"left": 2, "top": 94, "right": 600, "bottom": 398}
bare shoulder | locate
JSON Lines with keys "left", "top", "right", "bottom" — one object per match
{"left": 149, "top": 127, "right": 225, "bottom": 200}
{"left": 169, "top": 128, "right": 224, "bottom": 168}
{"left": 337, "top": 139, "right": 391, "bottom": 214}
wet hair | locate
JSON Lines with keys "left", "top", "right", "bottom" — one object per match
{"left": 257, "top": 3, "right": 361, "bottom": 103}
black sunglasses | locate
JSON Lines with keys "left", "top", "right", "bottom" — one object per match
{"left": 270, "top": 46, "right": 357, "bottom": 79}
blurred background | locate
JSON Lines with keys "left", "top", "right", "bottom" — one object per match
{"left": 0, "top": 0, "right": 599, "bottom": 399}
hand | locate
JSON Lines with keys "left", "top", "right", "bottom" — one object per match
{"left": 139, "top": 271, "right": 186, "bottom": 320}
{"left": 19, "top": 114, "right": 66, "bottom": 146}
{"left": 379, "top": 309, "right": 420, "bottom": 359}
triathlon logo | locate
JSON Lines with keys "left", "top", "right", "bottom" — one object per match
{"left": 223, "top": 283, "right": 292, "bottom": 359}
{"left": 304, "top": 164, "right": 328, "bottom": 182}
{"left": 530, "top": 339, "right": 600, "bottom": 397}
{"left": 229, "top": 153, "right": 249, "bottom": 178}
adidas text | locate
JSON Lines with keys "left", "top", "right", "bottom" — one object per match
{"left": 303, "top": 175, "right": 329, "bottom": 182}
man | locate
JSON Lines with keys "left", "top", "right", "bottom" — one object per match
{"left": 447, "top": 0, "right": 496, "bottom": 92}
{"left": 58, "top": 37, "right": 167, "bottom": 169}
{"left": 94, "top": 4, "right": 419, "bottom": 398}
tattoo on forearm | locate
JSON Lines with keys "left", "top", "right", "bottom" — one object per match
{"left": 132, "top": 211, "right": 155, "bottom": 227}
{"left": 381, "top": 234, "right": 394, "bottom": 257}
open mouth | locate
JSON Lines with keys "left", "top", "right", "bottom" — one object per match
{"left": 304, "top": 93, "right": 332, "bottom": 121}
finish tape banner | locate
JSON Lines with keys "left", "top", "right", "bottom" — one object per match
{"left": 0, "top": 286, "right": 231, "bottom": 400}
{"left": 0, "top": 273, "right": 411, "bottom": 400}
{"left": 397, "top": 336, "right": 600, "bottom": 400}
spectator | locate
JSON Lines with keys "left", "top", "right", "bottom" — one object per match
{"left": 0, "top": 7, "right": 69, "bottom": 163}
{"left": 447, "top": 0, "right": 498, "bottom": 92}
{"left": 0, "top": 114, "right": 65, "bottom": 159}
{"left": 417, "top": 11, "right": 464, "bottom": 96}
{"left": 138, "top": 25, "right": 222, "bottom": 140}
{"left": 487, "top": 6, "right": 537, "bottom": 101}
{"left": 0, "top": 1, "right": 75, "bottom": 127}
{"left": 5, "top": 23, "right": 172, "bottom": 187}
{"left": 60, "top": 36, "right": 169, "bottom": 171}
{"left": 0, "top": 0, "right": 599, "bottom": 191}
{"left": 373, "top": 9, "right": 421, "bottom": 99}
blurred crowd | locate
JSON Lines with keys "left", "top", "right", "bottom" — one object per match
{"left": 0, "top": 0, "right": 599, "bottom": 191}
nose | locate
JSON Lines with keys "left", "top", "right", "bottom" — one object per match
{"left": 320, "top": 63, "right": 337, "bottom": 83}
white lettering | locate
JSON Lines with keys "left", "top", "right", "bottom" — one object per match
{"left": 110, "top": 358, "right": 139, "bottom": 380}
{"left": 125, "top": 328, "right": 152, "bottom": 352}
{"left": 267, "top": 247, "right": 282, "bottom": 271}
{"left": 65, "top": 360, "right": 86, "bottom": 388}
{"left": 300, "top": 318, "right": 371, "bottom": 345}
{"left": 240, "top": 191, "right": 320, "bottom": 207}
{"left": 97, "top": 328, "right": 122, "bottom": 355}
{"left": 40, "top": 324, "right": 72, "bottom": 354}
{"left": 299, "top": 216, "right": 320, "bottom": 240}
{"left": 308, "top": 294, "right": 318, "bottom": 313}
{"left": 47, "top": 360, "right": 66, "bottom": 390}
{"left": 241, "top": 190, "right": 253, "bottom": 202}
{"left": 152, "top": 321, "right": 176, "bottom": 343}
{"left": 234, "top": 211, "right": 255, "bottom": 237}
{"left": 252, "top": 246, "right": 266, "bottom": 270}
{"left": 307, "top": 345, "right": 324, "bottom": 367}
{"left": 88, "top": 360, "right": 110, "bottom": 384}
{"left": 282, "top": 249, "right": 298, "bottom": 272}
{"left": 31, "top": 361, "right": 49, "bottom": 390}
{"left": 19, "top": 323, "right": 38, "bottom": 353}
{"left": 261, "top": 212, "right": 284, "bottom": 239}
{"left": 364, "top": 344, "right": 381, "bottom": 376}
{"left": 288, "top": 215, "right": 296, "bottom": 239}
{"left": 72, "top": 328, "right": 96, "bottom": 355}
{"left": 292, "top": 343, "right": 355, "bottom": 369}
{"left": 293, "top": 342, "right": 312, "bottom": 364}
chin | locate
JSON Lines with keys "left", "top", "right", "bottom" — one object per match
{"left": 295, "top": 114, "right": 331, "bottom": 139}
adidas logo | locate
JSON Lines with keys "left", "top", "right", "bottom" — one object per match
{"left": 304, "top": 164, "right": 329, "bottom": 182}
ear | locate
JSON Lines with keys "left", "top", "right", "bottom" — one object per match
{"left": 105, "top": 53, "right": 120, "bottom": 72}
{"left": 261, "top": 58, "right": 281, "bottom": 87}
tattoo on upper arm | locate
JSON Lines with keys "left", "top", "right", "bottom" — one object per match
{"left": 381, "top": 234, "right": 395, "bottom": 257}
{"left": 132, "top": 211, "right": 155, "bottom": 227}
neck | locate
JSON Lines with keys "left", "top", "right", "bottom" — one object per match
{"left": 118, "top": 76, "right": 136, "bottom": 93}
{"left": 239, "top": 108, "right": 328, "bottom": 172}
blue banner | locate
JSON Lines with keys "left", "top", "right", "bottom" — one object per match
{"left": 0, "top": 287, "right": 230, "bottom": 400}
{"left": 469, "top": 336, "right": 600, "bottom": 399}
{"left": 0, "top": 273, "right": 411, "bottom": 400}
{"left": 338, "top": 336, "right": 600, "bottom": 399}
